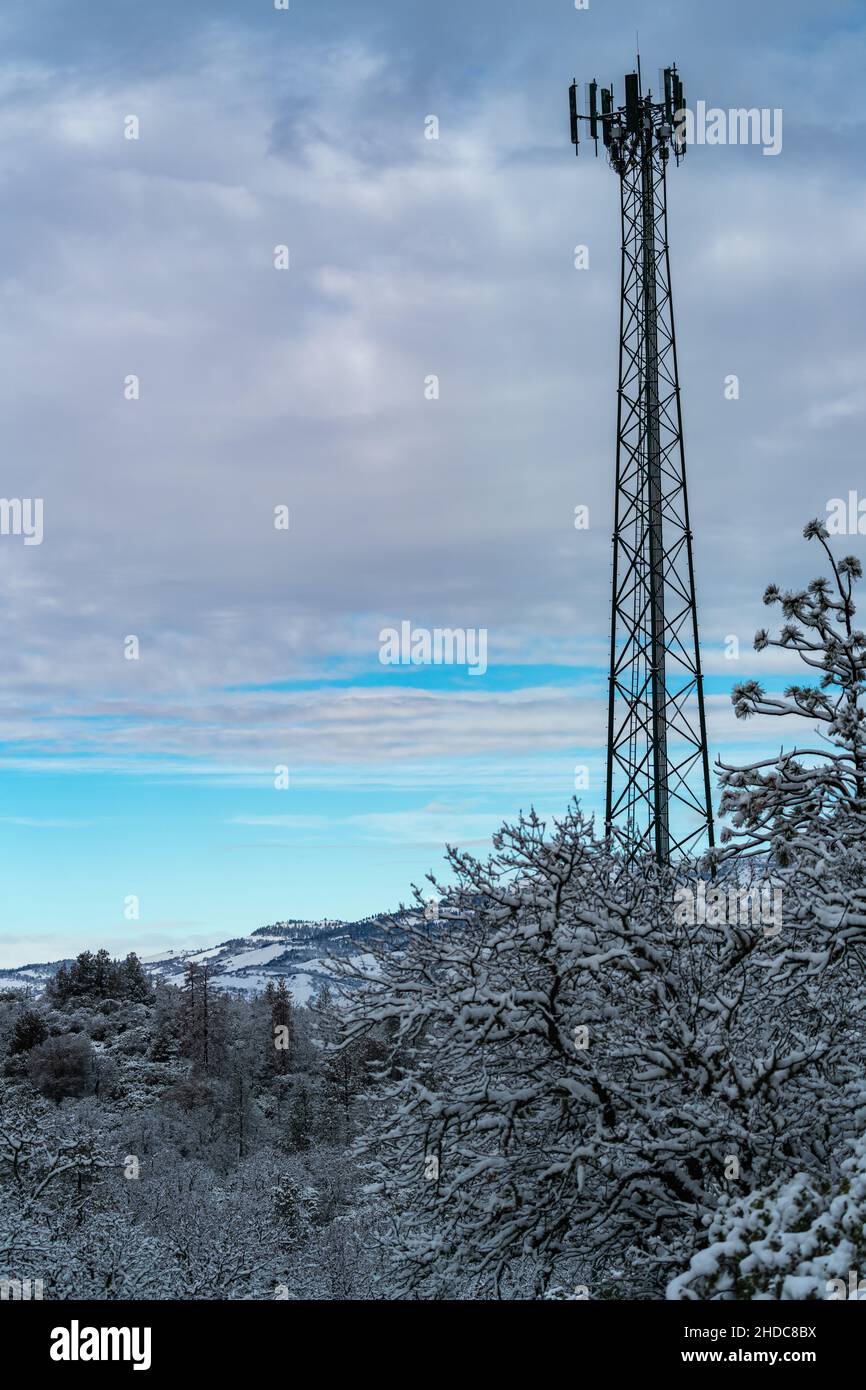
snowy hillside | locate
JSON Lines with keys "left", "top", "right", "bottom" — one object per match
{"left": 0, "top": 912, "right": 430, "bottom": 1004}
{"left": 137, "top": 917, "right": 390, "bottom": 1003}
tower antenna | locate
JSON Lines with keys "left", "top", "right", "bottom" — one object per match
{"left": 567, "top": 63, "right": 713, "bottom": 864}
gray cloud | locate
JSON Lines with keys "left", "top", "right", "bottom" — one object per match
{"left": 0, "top": 0, "right": 861, "bottom": 774}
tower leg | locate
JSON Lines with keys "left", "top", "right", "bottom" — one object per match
{"left": 641, "top": 129, "right": 670, "bottom": 863}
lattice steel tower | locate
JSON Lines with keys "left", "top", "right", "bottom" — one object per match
{"left": 569, "top": 62, "right": 714, "bottom": 863}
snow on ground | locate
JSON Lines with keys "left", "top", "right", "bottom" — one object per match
{"left": 347, "top": 953, "right": 380, "bottom": 975}
{"left": 209, "top": 970, "right": 323, "bottom": 1003}
{"left": 217, "top": 943, "right": 290, "bottom": 973}
{"left": 275, "top": 973, "right": 318, "bottom": 1005}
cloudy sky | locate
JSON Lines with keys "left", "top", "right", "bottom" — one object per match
{"left": 0, "top": 0, "right": 863, "bottom": 965}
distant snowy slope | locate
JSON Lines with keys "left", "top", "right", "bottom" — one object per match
{"left": 0, "top": 912, "right": 431, "bottom": 1002}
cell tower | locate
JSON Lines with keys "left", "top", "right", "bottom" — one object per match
{"left": 569, "top": 62, "right": 714, "bottom": 863}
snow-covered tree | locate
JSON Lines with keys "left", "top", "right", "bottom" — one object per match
{"left": 27, "top": 1034, "right": 94, "bottom": 1101}
{"left": 272, "top": 1175, "right": 319, "bottom": 1248}
{"left": 8, "top": 1007, "right": 47, "bottom": 1056}
{"left": 718, "top": 519, "right": 865, "bottom": 865}
{"left": 341, "top": 805, "right": 858, "bottom": 1298}
{"left": 266, "top": 977, "right": 295, "bottom": 1076}
{"left": 668, "top": 1134, "right": 866, "bottom": 1301}
{"left": 716, "top": 521, "right": 866, "bottom": 984}
{"left": 180, "top": 962, "right": 227, "bottom": 1075}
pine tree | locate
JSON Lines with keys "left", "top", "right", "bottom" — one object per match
{"left": 91, "top": 948, "right": 114, "bottom": 997}
{"left": 46, "top": 950, "right": 98, "bottom": 1002}
{"left": 269, "top": 977, "right": 294, "bottom": 1075}
{"left": 44, "top": 948, "right": 152, "bottom": 1004}
{"left": 46, "top": 964, "right": 70, "bottom": 1003}
{"left": 225, "top": 1046, "right": 255, "bottom": 1161}
{"left": 180, "top": 962, "right": 226, "bottom": 1074}
{"left": 9, "top": 1007, "right": 48, "bottom": 1055}
{"left": 117, "top": 952, "right": 152, "bottom": 1002}
{"left": 149, "top": 979, "right": 182, "bottom": 1060}
{"left": 288, "top": 1080, "right": 314, "bottom": 1151}
{"left": 319, "top": 1009, "right": 374, "bottom": 1144}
